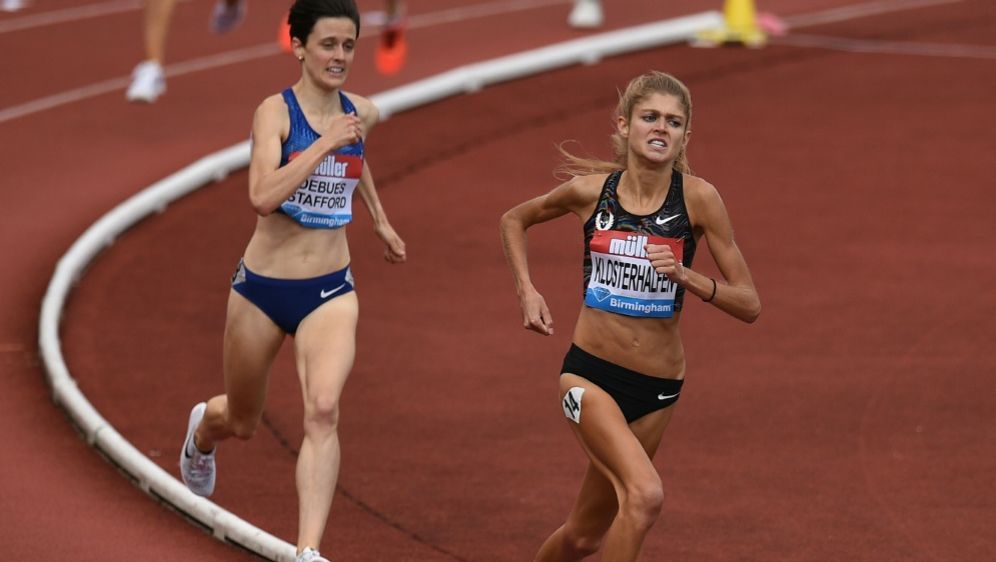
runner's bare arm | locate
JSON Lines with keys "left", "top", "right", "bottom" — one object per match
{"left": 350, "top": 98, "right": 405, "bottom": 263}
{"left": 247, "top": 95, "right": 362, "bottom": 215}
{"left": 674, "top": 178, "right": 761, "bottom": 322}
{"left": 499, "top": 176, "right": 602, "bottom": 335}
{"left": 356, "top": 160, "right": 406, "bottom": 263}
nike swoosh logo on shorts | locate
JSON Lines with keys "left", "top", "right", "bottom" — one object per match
{"left": 657, "top": 392, "right": 679, "bottom": 400}
{"left": 320, "top": 284, "right": 346, "bottom": 299}
{"left": 656, "top": 214, "right": 680, "bottom": 225}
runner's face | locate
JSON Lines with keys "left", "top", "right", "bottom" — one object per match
{"left": 620, "top": 93, "right": 689, "bottom": 165}
{"left": 299, "top": 17, "right": 357, "bottom": 88}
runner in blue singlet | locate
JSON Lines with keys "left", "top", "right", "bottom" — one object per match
{"left": 176, "top": 3, "right": 406, "bottom": 562}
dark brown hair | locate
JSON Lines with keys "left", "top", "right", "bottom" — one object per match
{"left": 288, "top": 0, "right": 361, "bottom": 45}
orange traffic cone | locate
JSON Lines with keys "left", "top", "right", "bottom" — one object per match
{"left": 693, "top": 0, "right": 767, "bottom": 48}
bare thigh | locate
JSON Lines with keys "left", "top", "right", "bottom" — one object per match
{"left": 222, "top": 290, "right": 285, "bottom": 427}
{"left": 558, "top": 373, "right": 676, "bottom": 532}
{"left": 293, "top": 292, "right": 358, "bottom": 404}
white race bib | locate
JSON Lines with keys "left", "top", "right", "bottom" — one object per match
{"left": 585, "top": 230, "right": 683, "bottom": 318}
{"left": 281, "top": 153, "right": 362, "bottom": 229}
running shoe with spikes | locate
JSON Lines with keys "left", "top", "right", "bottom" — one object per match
{"left": 210, "top": 0, "right": 246, "bottom": 34}
{"left": 375, "top": 6, "right": 407, "bottom": 75}
{"left": 277, "top": 11, "right": 292, "bottom": 53}
{"left": 296, "top": 547, "right": 331, "bottom": 562}
{"left": 179, "top": 402, "right": 216, "bottom": 497}
{"left": 2, "top": 0, "right": 27, "bottom": 13}
{"left": 568, "top": 0, "right": 603, "bottom": 29}
{"left": 125, "top": 60, "right": 166, "bottom": 103}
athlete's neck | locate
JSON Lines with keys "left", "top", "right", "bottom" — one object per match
{"left": 292, "top": 81, "right": 345, "bottom": 118}
{"left": 619, "top": 164, "right": 674, "bottom": 207}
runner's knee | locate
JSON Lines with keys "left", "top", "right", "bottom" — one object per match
{"left": 561, "top": 528, "right": 602, "bottom": 558}
{"left": 620, "top": 477, "right": 664, "bottom": 528}
{"left": 303, "top": 391, "right": 341, "bottom": 431}
{"left": 229, "top": 417, "right": 259, "bottom": 440}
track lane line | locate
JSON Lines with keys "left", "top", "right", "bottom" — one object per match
{"left": 0, "top": 0, "right": 571, "bottom": 125}
{"left": 773, "top": 34, "right": 996, "bottom": 59}
{"left": 1, "top": 0, "right": 970, "bottom": 126}
{"left": 0, "top": 0, "right": 189, "bottom": 34}
{"left": 781, "top": 0, "right": 964, "bottom": 28}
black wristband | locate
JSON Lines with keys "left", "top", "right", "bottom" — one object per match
{"left": 703, "top": 278, "right": 717, "bottom": 303}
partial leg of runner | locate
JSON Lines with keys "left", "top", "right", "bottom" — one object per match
{"left": 210, "top": 0, "right": 246, "bottom": 34}
{"left": 535, "top": 373, "right": 675, "bottom": 562}
{"left": 127, "top": 0, "right": 178, "bottom": 102}
{"left": 195, "top": 290, "right": 285, "bottom": 453}
{"left": 375, "top": 0, "right": 408, "bottom": 75}
{"left": 292, "top": 292, "right": 359, "bottom": 554}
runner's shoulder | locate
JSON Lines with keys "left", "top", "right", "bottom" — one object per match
{"left": 342, "top": 91, "right": 379, "bottom": 127}
{"left": 682, "top": 173, "right": 721, "bottom": 207}
{"left": 256, "top": 92, "right": 289, "bottom": 114}
{"left": 252, "top": 94, "right": 291, "bottom": 135}
{"left": 561, "top": 172, "right": 609, "bottom": 202}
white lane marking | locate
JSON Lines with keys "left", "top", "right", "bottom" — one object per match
{"left": 406, "top": 0, "right": 569, "bottom": 28}
{"left": 0, "top": 0, "right": 191, "bottom": 35}
{"left": 0, "top": 0, "right": 976, "bottom": 125}
{"left": 0, "top": 0, "right": 571, "bottom": 125}
{"left": 0, "top": 43, "right": 280, "bottom": 124}
{"left": 0, "top": 0, "right": 565, "bottom": 35}
{"left": 773, "top": 34, "right": 996, "bottom": 60}
{"left": 782, "top": 0, "right": 964, "bottom": 29}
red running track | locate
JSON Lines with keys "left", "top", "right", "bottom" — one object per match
{"left": 2, "top": 0, "right": 994, "bottom": 560}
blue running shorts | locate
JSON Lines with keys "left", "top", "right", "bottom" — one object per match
{"left": 231, "top": 259, "right": 355, "bottom": 334}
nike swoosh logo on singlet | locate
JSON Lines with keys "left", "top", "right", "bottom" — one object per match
{"left": 656, "top": 214, "right": 680, "bottom": 225}
{"left": 320, "top": 284, "right": 346, "bottom": 299}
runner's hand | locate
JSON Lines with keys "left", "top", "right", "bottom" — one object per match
{"left": 327, "top": 114, "right": 364, "bottom": 149}
{"left": 520, "top": 289, "right": 554, "bottom": 336}
{"left": 647, "top": 243, "right": 686, "bottom": 283}
{"left": 375, "top": 222, "right": 406, "bottom": 263}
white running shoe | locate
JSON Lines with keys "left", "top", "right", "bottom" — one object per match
{"left": 2, "top": 0, "right": 26, "bottom": 13}
{"left": 179, "top": 402, "right": 216, "bottom": 497}
{"left": 568, "top": 0, "right": 603, "bottom": 29}
{"left": 296, "top": 548, "right": 331, "bottom": 562}
{"left": 210, "top": 0, "right": 246, "bottom": 34}
{"left": 125, "top": 60, "right": 165, "bottom": 103}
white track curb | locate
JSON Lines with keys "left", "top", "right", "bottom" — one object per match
{"left": 38, "top": 11, "right": 722, "bottom": 561}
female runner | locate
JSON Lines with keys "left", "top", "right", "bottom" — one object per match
{"left": 500, "top": 71, "right": 760, "bottom": 561}
{"left": 179, "top": 2, "right": 405, "bottom": 561}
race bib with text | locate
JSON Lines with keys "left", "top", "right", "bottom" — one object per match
{"left": 280, "top": 152, "right": 362, "bottom": 229}
{"left": 585, "top": 230, "right": 683, "bottom": 318}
